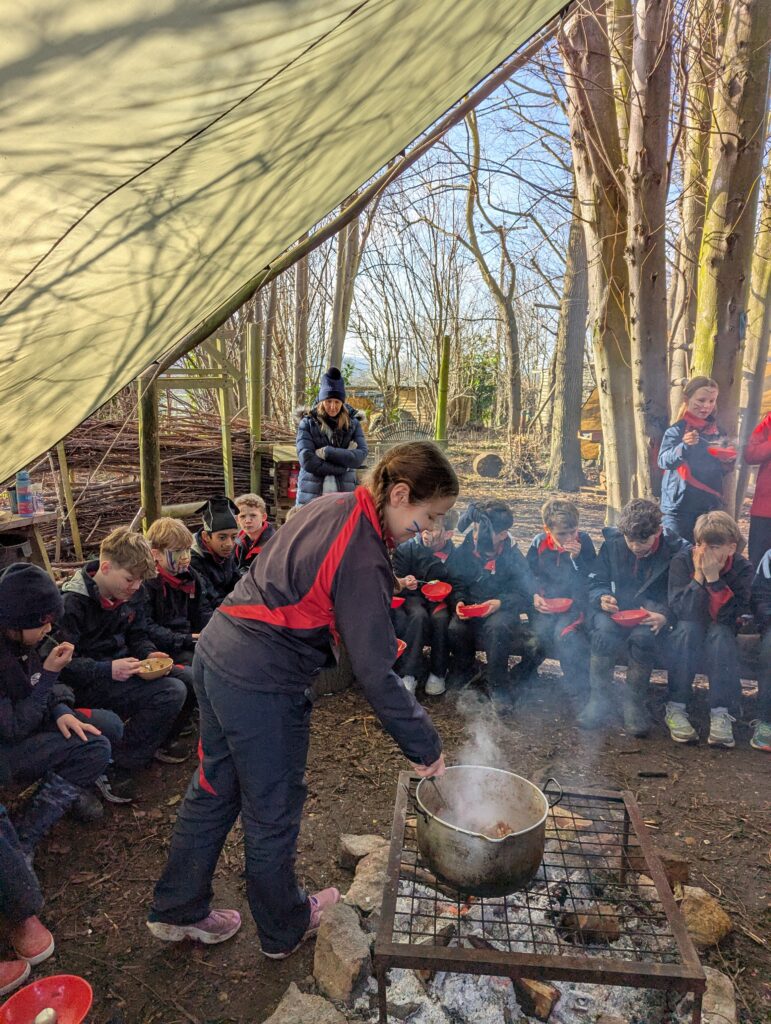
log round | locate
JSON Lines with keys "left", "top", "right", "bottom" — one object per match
{"left": 472, "top": 452, "right": 504, "bottom": 478}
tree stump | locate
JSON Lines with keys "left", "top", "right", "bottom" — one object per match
{"left": 472, "top": 452, "right": 503, "bottom": 478}
{"left": 312, "top": 643, "right": 355, "bottom": 697}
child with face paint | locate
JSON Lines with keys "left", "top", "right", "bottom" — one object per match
{"left": 144, "top": 518, "right": 215, "bottom": 759}
{"left": 148, "top": 442, "right": 455, "bottom": 959}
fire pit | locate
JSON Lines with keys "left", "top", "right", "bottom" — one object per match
{"left": 374, "top": 774, "right": 706, "bottom": 1023}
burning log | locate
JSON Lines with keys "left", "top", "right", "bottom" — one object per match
{"left": 415, "top": 923, "right": 457, "bottom": 984}
{"left": 546, "top": 807, "right": 593, "bottom": 837}
{"left": 399, "top": 863, "right": 473, "bottom": 903}
{"left": 466, "top": 937, "right": 559, "bottom": 1021}
{"left": 558, "top": 904, "right": 621, "bottom": 944}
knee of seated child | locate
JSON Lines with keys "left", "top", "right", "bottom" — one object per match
{"left": 150, "top": 675, "right": 188, "bottom": 711}
{"left": 68, "top": 731, "right": 112, "bottom": 773}
{"left": 86, "top": 709, "right": 124, "bottom": 745}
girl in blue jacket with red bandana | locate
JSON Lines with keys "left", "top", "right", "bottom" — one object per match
{"left": 148, "top": 442, "right": 456, "bottom": 958}
{"left": 658, "top": 377, "right": 734, "bottom": 542}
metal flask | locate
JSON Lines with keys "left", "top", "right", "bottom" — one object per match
{"left": 415, "top": 766, "right": 562, "bottom": 898}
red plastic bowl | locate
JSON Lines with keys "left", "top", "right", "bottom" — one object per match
{"left": 540, "top": 597, "right": 573, "bottom": 615}
{"left": 396, "top": 638, "right": 407, "bottom": 657}
{"left": 391, "top": 596, "right": 406, "bottom": 609}
{"left": 457, "top": 602, "right": 492, "bottom": 619}
{"left": 421, "top": 580, "right": 452, "bottom": 602}
{"left": 611, "top": 608, "right": 649, "bottom": 627}
{"left": 0, "top": 975, "right": 93, "bottom": 1024}
{"left": 707, "top": 446, "right": 737, "bottom": 462}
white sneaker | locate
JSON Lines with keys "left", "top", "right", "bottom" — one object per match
{"left": 401, "top": 675, "right": 418, "bottom": 694}
{"left": 425, "top": 673, "right": 446, "bottom": 696}
{"left": 708, "top": 708, "right": 736, "bottom": 748}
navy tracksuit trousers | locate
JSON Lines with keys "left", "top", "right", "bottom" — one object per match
{"left": 668, "top": 621, "right": 742, "bottom": 712}
{"left": 0, "top": 803, "right": 43, "bottom": 924}
{"left": 149, "top": 653, "right": 313, "bottom": 954}
{"left": 3, "top": 709, "right": 123, "bottom": 789}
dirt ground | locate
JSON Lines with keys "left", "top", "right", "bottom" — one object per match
{"left": 11, "top": 467, "right": 771, "bottom": 1024}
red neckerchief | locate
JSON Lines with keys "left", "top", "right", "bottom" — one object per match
{"left": 156, "top": 563, "right": 195, "bottom": 597}
{"left": 87, "top": 567, "right": 126, "bottom": 610}
{"left": 482, "top": 538, "right": 506, "bottom": 573}
{"left": 432, "top": 541, "right": 453, "bottom": 563}
{"left": 239, "top": 523, "right": 269, "bottom": 561}
{"left": 704, "top": 555, "right": 735, "bottom": 622}
{"left": 683, "top": 410, "right": 719, "bottom": 435}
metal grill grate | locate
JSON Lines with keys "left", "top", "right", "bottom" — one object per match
{"left": 374, "top": 773, "right": 706, "bottom": 1023}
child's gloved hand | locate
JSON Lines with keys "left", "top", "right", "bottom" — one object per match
{"left": 348, "top": 441, "right": 358, "bottom": 450}
{"left": 411, "top": 753, "right": 446, "bottom": 779}
{"left": 600, "top": 594, "right": 619, "bottom": 613}
{"left": 112, "top": 657, "right": 142, "bottom": 681}
{"left": 43, "top": 642, "right": 74, "bottom": 673}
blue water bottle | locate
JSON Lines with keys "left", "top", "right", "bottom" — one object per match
{"left": 15, "top": 470, "right": 34, "bottom": 516}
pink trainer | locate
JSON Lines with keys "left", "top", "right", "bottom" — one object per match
{"left": 146, "top": 908, "right": 242, "bottom": 945}
{"left": 262, "top": 887, "right": 341, "bottom": 960}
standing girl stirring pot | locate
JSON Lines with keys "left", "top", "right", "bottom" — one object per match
{"left": 658, "top": 377, "right": 734, "bottom": 543}
{"left": 148, "top": 443, "right": 455, "bottom": 958}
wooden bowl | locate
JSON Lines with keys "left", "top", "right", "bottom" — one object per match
{"left": 421, "top": 580, "right": 452, "bottom": 601}
{"left": 135, "top": 656, "right": 173, "bottom": 680}
{"left": 540, "top": 597, "right": 573, "bottom": 615}
{"left": 611, "top": 609, "right": 649, "bottom": 628}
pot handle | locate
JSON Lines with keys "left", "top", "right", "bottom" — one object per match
{"left": 402, "top": 784, "right": 429, "bottom": 823}
{"left": 542, "top": 778, "right": 563, "bottom": 808}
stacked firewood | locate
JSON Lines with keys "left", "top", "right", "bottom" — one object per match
{"left": 34, "top": 413, "right": 293, "bottom": 559}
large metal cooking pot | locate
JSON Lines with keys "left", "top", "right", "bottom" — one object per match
{"left": 414, "top": 766, "right": 562, "bottom": 897}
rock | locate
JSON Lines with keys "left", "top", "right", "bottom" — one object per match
{"left": 702, "top": 966, "right": 737, "bottom": 1024}
{"left": 262, "top": 982, "right": 346, "bottom": 1024}
{"left": 676, "top": 886, "right": 732, "bottom": 948}
{"left": 626, "top": 844, "right": 689, "bottom": 888}
{"left": 559, "top": 904, "right": 621, "bottom": 944}
{"left": 313, "top": 902, "right": 372, "bottom": 1004}
{"left": 339, "top": 833, "right": 388, "bottom": 870}
{"left": 344, "top": 844, "right": 390, "bottom": 914}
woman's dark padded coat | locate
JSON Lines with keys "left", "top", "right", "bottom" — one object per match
{"left": 294, "top": 403, "right": 367, "bottom": 506}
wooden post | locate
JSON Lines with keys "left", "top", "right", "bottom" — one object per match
{"left": 434, "top": 334, "right": 450, "bottom": 445}
{"left": 216, "top": 338, "right": 235, "bottom": 497}
{"left": 55, "top": 442, "right": 83, "bottom": 561}
{"left": 247, "top": 318, "right": 263, "bottom": 491}
{"left": 138, "top": 370, "right": 162, "bottom": 528}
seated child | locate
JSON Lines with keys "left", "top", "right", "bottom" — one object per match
{"left": 448, "top": 501, "right": 543, "bottom": 696}
{"left": 191, "top": 496, "right": 241, "bottom": 606}
{"left": 234, "top": 493, "right": 276, "bottom": 573}
{"left": 144, "top": 517, "right": 213, "bottom": 754}
{"left": 668, "top": 512, "right": 754, "bottom": 748}
{"left": 0, "top": 565, "right": 123, "bottom": 859}
{"left": 60, "top": 528, "right": 187, "bottom": 799}
{"left": 584, "top": 499, "right": 687, "bottom": 737}
{"left": 391, "top": 509, "right": 459, "bottom": 697}
{"left": 0, "top": 788, "right": 55, "bottom": 996}
{"left": 750, "top": 550, "right": 771, "bottom": 752}
{"left": 527, "top": 498, "right": 596, "bottom": 695}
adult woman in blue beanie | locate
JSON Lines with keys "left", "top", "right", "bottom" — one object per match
{"left": 294, "top": 367, "right": 368, "bottom": 505}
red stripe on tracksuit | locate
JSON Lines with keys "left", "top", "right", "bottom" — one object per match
{"left": 220, "top": 487, "right": 381, "bottom": 641}
{"left": 197, "top": 738, "right": 217, "bottom": 795}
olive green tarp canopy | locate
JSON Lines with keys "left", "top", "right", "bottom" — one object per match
{"left": 0, "top": 0, "right": 563, "bottom": 482}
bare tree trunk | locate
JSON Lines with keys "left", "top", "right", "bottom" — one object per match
{"left": 465, "top": 110, "right": 522, "bottom": 433}
{"left": 262, "top": 279, "right": 278, "bottom": 420}
{"left": 292, "top": 251, "right": 310, "bottom": 407}
{"left": 560, "top": 0, "right": 636, "bottom": 520}
{"left": 692, "top": 0, "right": 771, "bottom": 441}
{"left": 668, "top": 0, "right": 716, "bottom": 414}
{"left": 608, "top": 0, "right": 634, "bottom": 152}
{"left": 546, "top": 195, "right": 589, "bottom": 490}
{"left": 736, "top": 154, "right": 771, "bottom": 512}
{"left": 625, "top": 0, "right": 674, "bottom": 496}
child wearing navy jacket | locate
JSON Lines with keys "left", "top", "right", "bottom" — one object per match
{"left": 527, "top": 499, "right": 595, "bottom": 695}
{"left": 0, "top": 565, "right": 123, "bottom": 858}
{"left": 190, "top": 497, "right": 242, "bottom": 606}
{"left": 750, "top": 551, "right": 771, "bottom": 752}
{"left": 583, "top": 500, "right": 687, "bottom": 737}
{"left": 234, "top": 494, "right": 276, "bottom": 573}
{"left": 668, "top": 513, "right": 754, "bottom": 748}
{"left": 391, "top": 508, "right": 459, "bottom": 697}
{"left": 658, "top": 377, "right": 733, "bottom": 542}
{"left": 148, "top": 442, "right": 455, "bottom": 959}
{"left": 448, "top": 501, "right": 543, "bottom": 698}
